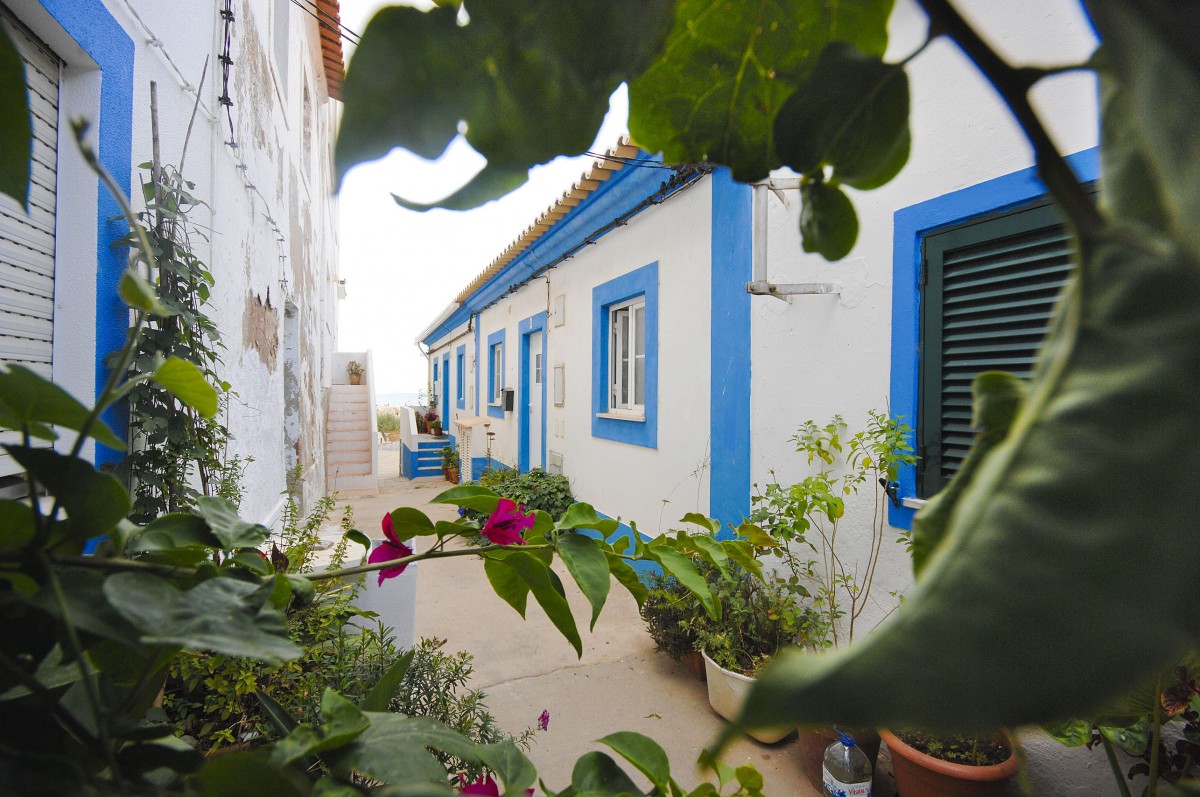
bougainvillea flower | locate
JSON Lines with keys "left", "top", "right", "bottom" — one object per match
{"left": 460, "top": 774, "right": 533, "bottom": 796}
{"left": 537, "top": 709, "right": 550, "bottom": 731}
{"left": 480, "top": 498, "right": 535, "bottom": 546}
{"left": 368, "top": 512, "right": 413, "bottom": 586}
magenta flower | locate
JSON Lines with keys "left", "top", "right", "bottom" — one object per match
{"left": 481, "top": 498, "right": 535, "bottom": 546}
{"left": 460, "top": 774, "right": 533, "bottom": 796}
{"left": 368, "top": 512, "right": 413, "bottom": 586}
{"left": 537, "top": 709, "right": 550, "bottom": 731}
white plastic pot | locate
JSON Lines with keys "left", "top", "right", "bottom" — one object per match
{"left": 701, "top": 650, "right": 793, "bottom": 744}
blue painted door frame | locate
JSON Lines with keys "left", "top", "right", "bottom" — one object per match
{"left": 518, "top": 312, "right": 548, "bottom": 472}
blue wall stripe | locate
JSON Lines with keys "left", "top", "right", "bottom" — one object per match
{"left": 39, "top": 0, "right": 134, "bottom": 468}
{"left": 473, "top": 318, "right": 481, "bottom": 415}
{"left": 888, "top": 147, "right": 1100, "bottom": 529}
{"left": 708, "top": 169, "right": 752, "bottom": 537}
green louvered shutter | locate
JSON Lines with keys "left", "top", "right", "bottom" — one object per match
{"left": 917, "top": 200, "right": 1076, "bottom": 498}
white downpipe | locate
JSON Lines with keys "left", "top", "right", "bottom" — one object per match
{"left": 745, "top": 177, "right": 841, "bottom": 299}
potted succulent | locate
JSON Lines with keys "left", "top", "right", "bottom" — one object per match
{"left": 441, "top": 445, "right": 461, "bottom": 483}
{"left": 346, "top": 360, "right": 364, "bottom": 385}
{"left": 749, "top": 411, "right": 914, "bottom": 782}
{"left": 879, "top": 729, "right": 1018, "bottom": 797}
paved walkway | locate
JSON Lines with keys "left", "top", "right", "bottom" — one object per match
{"left": 328, "top": 447, "right": 831, "bottom": 796}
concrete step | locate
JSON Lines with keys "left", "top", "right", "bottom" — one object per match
{"left": 326, "top": 461, "right": 371, "bottom": 477}
{"left": 328, "top": 439, "right": 369, "bottom": 451}
{"left": 329, "top": 419, "right": 370, "bottom": 433}
{"left": 417, "top": 440, "right": 450, "bottom": 450}
{"left": 330, "top": 385, "right": 369, "bottom": 399}
{"left": 408, "top": 467, "right": 443, "bottom": 479}
{"left": 327, "top": 449, "right": 371, "bottom": 464}
{"left": 327, "top": 472, "right": 377, "bottom": 492}
{"left": 328, "top": 428, "right": 371, "bottom": 442}
{"left": 329, "top": 408, "right": 369, "bottom": 421}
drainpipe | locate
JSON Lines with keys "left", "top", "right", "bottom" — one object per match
{"left": 745, "top": 177, "right": 842, "bottom": 301}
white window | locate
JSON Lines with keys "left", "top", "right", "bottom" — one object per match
{"left": 491, "top": 344, "right": 503, "bottom": 403}
{"left": 609, "top": 298, "right": 646, "bottom": 412}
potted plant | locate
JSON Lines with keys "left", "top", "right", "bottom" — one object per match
{"left": 346, "top": 360, "right": 364, "bottom": 385}
{"left": 427, "top": 412, "right": 441, "bottom": 437}
{"left": 441, "top": 445, "right": 460, "bottom": 483}
{"left": 880, "top": 729, "right": 1018, "bottom": 797}
{"left": 686, "top": 563, "right": 825, "bottom": 744}
{"left": 749, "top": 411, "right": 914, "bottom": 781}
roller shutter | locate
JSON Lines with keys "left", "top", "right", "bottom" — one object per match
{"left": 918, "top": 200, "right": 1076, "bottom": 498}
{"left": 0, "top": 5, "right": 61, "bottom": 477}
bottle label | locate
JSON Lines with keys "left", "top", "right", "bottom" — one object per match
{"left": 822, "top": 766, "right": 870, "bottom": 797}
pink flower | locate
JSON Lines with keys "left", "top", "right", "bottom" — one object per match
{"left": 537, "top": 709, "right": 550, "bottom": 731}
{"left": 481, "top": 499, "right": 535, "bottom": 546}
{"left": 368, "top": 512, "right": 413, "bottom": 586}
{"left": 460, "top": 774, "right": 533, "bottom": 796}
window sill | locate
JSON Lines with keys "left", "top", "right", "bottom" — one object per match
{"left": 902, "top": 497, "right": 927, "bottom": 510}
{"left": 595, "top": 411, "right": 645, "bottom": 423}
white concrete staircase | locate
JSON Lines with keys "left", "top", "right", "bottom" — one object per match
{"left": 325, "top": 384, "right": 377, "bottom": 492}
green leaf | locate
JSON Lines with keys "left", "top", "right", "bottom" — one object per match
{"left": 773, "top": 42, "right": 910, "bottom": 190}
{"left": 255, "top": 689, "right": 299, "bottom": 737}
{"left": 0, "top": 24, "right": 30, "bottom": 209}
{"left": 1099, "top": 717, "right": 1151, "bottom": 757}
{"left": 337, "top": 0, "right": 674, "bottom": 205}
{"left": 5, "top": 446, "right": 130, "bottom": 543}
{"left": 153, "top": 356, "right": 218, "bottom": 418}
{"left": 361, "top": 649, "right": 415, "bottom": 712}
{"left": 679, "top": 513, "right": 720, "bottom": 534}
{"left": 722, "top": 232, "right": 1200, "bottom": 737}
{"left": 104, "top": 572, "right": 302, "bottom": 663}
{"left": 799, "top": 179, "right": 858, "bottom": 261}
{"left": 605, "top": 553, "right": 648, "bottom": 609}
{"left": 690, "top": 535, "right": 730, "bottom": 573}
{"left": 628, "top": 0, "right": 894, "bottom": 182}
{"left": 1091, "top": 0, "right": 1200, "bottom": 265}
{"left": 195, "top": 496, "right": 270, "bottom": 549}
{"left": 30, "top": 568, "right": 140, "bottom": 642}
{"left": 556, "top": 502, "right": 619, "bottom": 537}
{"left": 0, "top": 645, "right": 91, "bottom": 700}
{"left": 1041, "top": 719, "right": 1092, "bottom": 748}
{"left": 556, "top": 533, "right": 611, "bottom": 631}
{"left": 734, "top": 522, "right": 778, "bottom": 549}
{"left": 598, "top": 731, "right": 671, "bottom": 790}
{"left": 118, "top": 270, "right": 171, "bottom": 317}
{"left": 191, "top": 751, "right": 311, "bottom": 797}
{"left": 285, "top": 575, "right": 316, "bottom": 608}
{"left": 484, "top": 552, "right": 531, "bottom": 618}
{"left": 345, "top": 529, "right": 371, "bottom": 552}
{"left": 720, "top": 540, "right": 763, "bottom": 580}
{"left": 387, "top": 507, "right": 437, "bottom": 541}
{"left": 503, "top": 550, "right": 582, "bottom": 657}
{"left": 392, "top": 168, "right": 530, "bottom": 213}
{"left": 570, "top": 751, "right": 641, "bottom": 795}
{"left": 649, "top": 544, "right": 718, "bottom": 620}
{"left": 333, "top": 712, "right": 480, "bottom": 786}
{"left": 231, "top": 550, "right": 273, "bottom": 576}
{"left": 117, "top": 735, "right": 204, "bottom": 776}
{"left": 734, "top": 764, "right": 763, "bottom": 792}
{"left": 0, "top": 364, "right": 123, "bottom": 449}
{"left": 271, "top": 689, "right": 370, "bottom": 766}
{"left": 476, "top": 739, "right": 538, "bottom": 796}
{"left": 0, "top": 500, "right": 34, "bottom": 550}
{"left": 430, "top": 485, "right": 501, "bottom": 514}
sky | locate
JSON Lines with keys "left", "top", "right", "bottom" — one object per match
{"left": 334, "top": 1, "right": 631, "bottom": 395}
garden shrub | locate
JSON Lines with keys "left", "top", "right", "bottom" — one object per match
{"left": 377, "top": 412, "right": 401, "bottom": 435}
{"left": 467, "top": 468, "right": 574, "bottom": 519}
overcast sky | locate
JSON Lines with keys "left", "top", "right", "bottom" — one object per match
{"left": 334, "top": 1, "right": 630, "bottom": 395}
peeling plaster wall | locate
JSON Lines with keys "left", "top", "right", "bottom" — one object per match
{"left": 79, "top": 0, "right": 342, "bottom": 524}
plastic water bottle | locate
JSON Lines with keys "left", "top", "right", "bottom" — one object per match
{"left": 822, "top": 728, "right": 872, "bottom": 797}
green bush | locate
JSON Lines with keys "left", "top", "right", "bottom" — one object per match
{"left": 377, "top": 411, "right": 402, "bottom": 435}
{"left": 468, "top": 468, "right": 573, "bottom": 518}
{"left": 640, "top": 569, "right": 705, "bottom": 661}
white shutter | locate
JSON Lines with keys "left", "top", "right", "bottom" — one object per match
{"left": 0, "top": 6, "right": 61, "bottom": 477}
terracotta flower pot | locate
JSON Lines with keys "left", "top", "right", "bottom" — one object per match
{"left": 349, "top": 373, "right": 361, "bottom": 385}
{"left": 445, "top": 467, "right": 460, "bottom": 484}
{"left": 679, "top": 650, "right": 706, "bottom": 681}
{"left": 798, "top": 726, "right": 881, "bottom": 793}
{"left": 881, "top": 729, "right": 1018, "bottom": 797}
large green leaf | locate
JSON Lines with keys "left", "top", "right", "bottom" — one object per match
{"left": 1090, "top": 0, "right": 1200, "bottom": 266}
{"left": 333, "top": 712, "right": 480, "bottom": 786}
{"left": 127, "top": 512, "right": 221, "bottom": 554}
{"left": 556, "top": 532, "right": 611, "bottom": 631}
{"left": 430, "top": 485, "right": 502, "bottom": 514}
{"left": 628, "top": 0, "right": 894, "bottom": 182}
{"left": 597, "top": 732, "right": 671, "bottom": 791}
{"left": 605, "top": 553, "right": 648, "bottom": 609}
{"left": 0, "top": 25, "right": 29, "bottom": 210}
{"left": 360, "top": 649, "right": 415, "bottom": 712}
{"left": 799, "top": 179, "right": 858, "bottom": 261}
{"left": 190, "top": 752, "right": 311, "bottom": 797}
{"left": 387, "top": 507, "right": 437, "bottom": 541}
{"left": 649, "top": 545, "right": 718, "bottom": 620}
{"left": 499, "top": 550, "right": 583, "bottom": 657}
{"left": 336, "top": 0, "right": 674, "bottom": 206}
{"left": 0, "top": 365, "right": 123, "bottom": 449}
{"left": 555, "top": 502, "right": 620, "bottom": 537}
{"left": 475, "top": 740, "right": 538, "bottom": 795}
{"left": 118, "top": 270, "right": 171, "bottom": 317}
{"left": 773, "top": 42, "right": 910, "bottom": 190}
{"left": 725, "top": 231, "right": 1200, "bottom": 737}
{"left": 152, "top": 356, "right": 218, "bottom": 419}
{"left": 104, "top": 572, "right": 302, "bottom": 663}
{"left": 0, "top": 500, "right": 33, "bottom": 550}
{"left": 5, "top": 446, "right": 130, "bottom": 543}
{"left": 195, "top": 497, "right": 270, "bottom": 550}
{"left": 570, "top": 751, "right": 641, "bottom": 795}
{"left": 270, "top": 690, "right": 370, "bottom": 767}
{"left": 483, "top": 552, "right": 531, "bottom": 618}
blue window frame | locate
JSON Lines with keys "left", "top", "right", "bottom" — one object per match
{"left": 486, "top": 328, "right": 506, "bottom": 419}
{"left": 592, "top": 262, "right": 658, "bottom": 448}
{"left": 456, "top": 345, "right": 466, "bottom": 409}
{"left": 888, "top": 147, "right": 1098, "bottom": 531}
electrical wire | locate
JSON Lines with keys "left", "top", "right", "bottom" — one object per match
{"left": 291, "top": 0, "right": 362, "bottom": 44}
{"left": 584, "top": 150, "right": 680, "bottom": 169}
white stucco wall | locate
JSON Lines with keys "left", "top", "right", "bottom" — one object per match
{"left": 10, "top": 0, "right": 340, "bottom": 522}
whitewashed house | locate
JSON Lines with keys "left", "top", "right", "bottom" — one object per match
{"left": 0, "top": 0, "right": 354, "bottom": 521}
